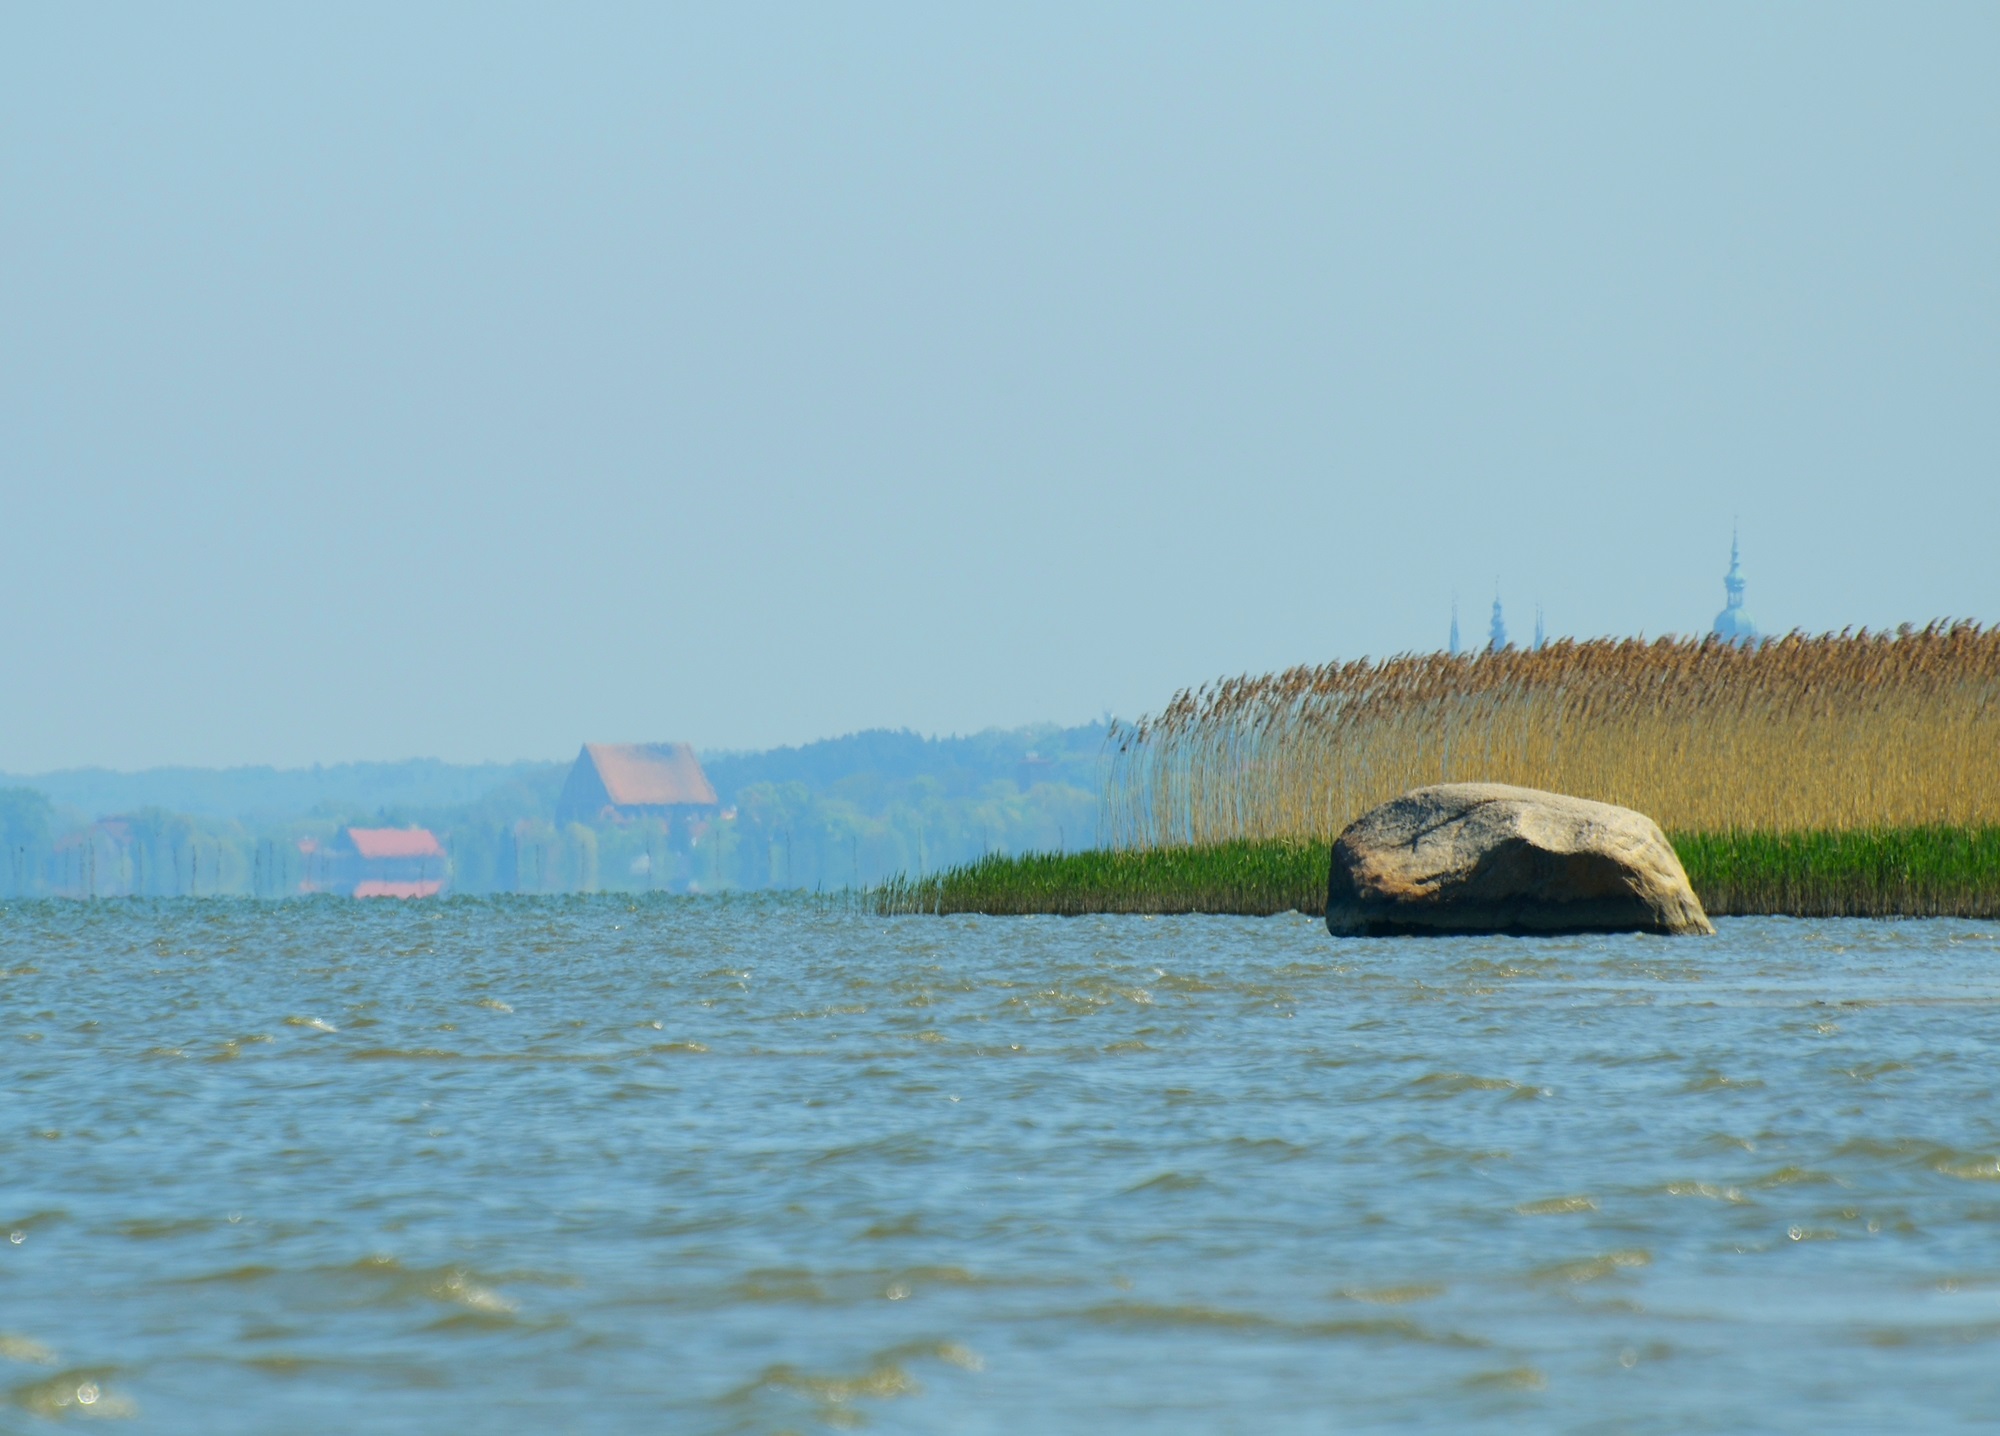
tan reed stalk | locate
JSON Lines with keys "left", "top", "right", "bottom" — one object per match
{"left": 1105, "top": 625, "right": 2000, "bottom": 847}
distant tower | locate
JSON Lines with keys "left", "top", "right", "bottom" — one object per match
{"left": 1711, "top": 528, "right": 1759, "bottom": 646}
{"left": 1449, "top": 597, "right": 1462, "bottom": 657}
{"left": 1533, "top": 604, "right": 1546, "bottom": 652}
{"left": 1488, "top": 590, "right": 1509, "bottom": 652}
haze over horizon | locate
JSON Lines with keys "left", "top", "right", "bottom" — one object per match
{"left": 5, "top": 4, "right": 1996, "bottom": 771}
{"left": 0, "top": 721, "right": 1102, "bottom": 781}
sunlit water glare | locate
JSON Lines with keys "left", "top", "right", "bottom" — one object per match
{"left": 5, "top": 898, "right": 2000, "bottom": 1432}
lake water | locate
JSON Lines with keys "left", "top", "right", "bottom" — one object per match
{"left": 5, "top": 899, "right": 2000, "bottom": 1433}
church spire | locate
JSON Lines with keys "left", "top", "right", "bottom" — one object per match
{"left": 1449, "top": 595, "right": 1461, "bottom": 657}
{"left": 1712, "top": 525, "right": 1759, "bottom": 645}
{"left": 1488, "top": 588, "right": 1509, "bottom": 652}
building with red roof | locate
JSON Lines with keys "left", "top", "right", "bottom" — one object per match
{"left": 555, "top": 742, "right": 718, "bottom": 827}
{"left": 346, "top": 827, "right": 445, "bottom": 862}
{"left": 304, "top": 826, "right": 446, "bottom": 898}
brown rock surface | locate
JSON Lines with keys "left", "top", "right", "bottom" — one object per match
{"left": 1325, "top": 783, "right": 1714, "bottom": 937}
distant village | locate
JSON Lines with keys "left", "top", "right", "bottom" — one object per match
{"left": 0, "top": 727, "right": 1105, "bottom": 900}
{"left": 0, "top": 544, "right": 1767, "bottom": 902}
{"left": 285, "top": 744, "right": 716, "bottom": 898}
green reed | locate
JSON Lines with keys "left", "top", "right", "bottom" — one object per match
{"left": 874, "top": 829, "right": 2000, "bottom": 919}
{"left": 1676, "top": 827, "right": 2000, "bottom": 918}
{"left": 872, "top": 840, "right": 1328, "bottom": 916}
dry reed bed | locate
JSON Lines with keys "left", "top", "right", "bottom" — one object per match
{"left": 1104, "top": 625, "right": 2000, "bottom": 848}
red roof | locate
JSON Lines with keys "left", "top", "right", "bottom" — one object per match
{"left": 346, "top": 827, "right": 444, "bottom": 860}
{"left": 585, "top": 742, "right": 718, "bottom": 808}
{"left": 354, "top": 879, "right": 443, "bottom": 900}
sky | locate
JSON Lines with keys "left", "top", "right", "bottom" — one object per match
{"left": 3, "top": 4, "right": 1996, "bottom": 771}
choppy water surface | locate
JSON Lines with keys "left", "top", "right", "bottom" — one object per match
{"left": 5, "top": 900, "right": 2000, "bottom": 1433}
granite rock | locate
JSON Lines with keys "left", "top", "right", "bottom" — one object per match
{"left": 1325, "top": 783, "right": 1714, "bottom": 937}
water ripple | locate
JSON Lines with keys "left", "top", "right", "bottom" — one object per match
{"left": 5, "top": 902, "right": 2000, "bottom": 1430}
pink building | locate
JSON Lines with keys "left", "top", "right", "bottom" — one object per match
{"left": 304, "top": 826, "right": 446, "bottom": 898}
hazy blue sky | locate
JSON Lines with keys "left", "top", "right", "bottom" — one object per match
{"left": 4, "top": 4, "right": 1995, "bottom": 770}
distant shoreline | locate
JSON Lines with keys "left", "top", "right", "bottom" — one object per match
{"left": 873, "top": 829, "right": 2000, "bottom": 920}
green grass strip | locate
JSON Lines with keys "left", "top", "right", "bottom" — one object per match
{"left": 1675, "top": 827, "right": 2000, "bottom": 918}
{"left": 875, "top": 829, "right": 2000, "bottom": 918}
{"left": 873, "top": 840, "right": 1328, "bottom": 917}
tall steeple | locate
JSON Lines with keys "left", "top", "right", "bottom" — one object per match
{"left": 1488, "top": 589, "right": 1509, "bottom": 652}
{"left": 1711, "top": 526, "right": 1759, "bottom": 646}
{"left": 1533, "top": 603, "right": 1545, "bottom": 652}
{"left": 1449, "top": 596, "right": 1461, "bottom": 657}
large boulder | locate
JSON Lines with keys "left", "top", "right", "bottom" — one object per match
{"left": 1325, "top": 783, "right": 1714, "bottom": 937}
